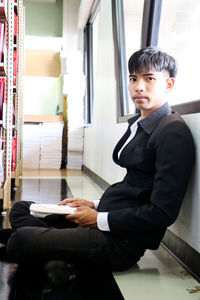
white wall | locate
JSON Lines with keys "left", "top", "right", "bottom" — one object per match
{"left": 169, "top": 113, "right": 200, "bottom": 252}
{"left": 83, "top": 0, "right": 127, "bottom": 184}
{"left": 62, "top": 0, "right": 84, "bottom": 169}
{"left": 83, "top": 0, "right": 200, "bottom": 253}
{"left": 63, "top": 0, "right": 81, "bottom": 52}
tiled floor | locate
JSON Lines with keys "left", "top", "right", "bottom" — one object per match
{"left": 0, "top": 169, "right": 200, "bottom": 299}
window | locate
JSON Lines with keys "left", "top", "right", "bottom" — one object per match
{"left": 158, "top": 0, "right": 200, "bottom": 108}
{"left": 113, "top": 0, "right": 174, "bottom": 119}
{"left": 92, "top": 12, "right": 100, "bottom": 101}
{"left": 123, "top": 0, "right": 145, "bottom": 115}
{"left": 83, "top": 2, "right": 100, "bottom": 125}
{"left": 123, "top": 0, "right": 144, "bottom": 64}
{"left": 113, "top": 0, "right": 145, "bottom": 117}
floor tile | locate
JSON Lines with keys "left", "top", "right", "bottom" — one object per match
{"left": 114, "top": 247, "right": 200, "bottom": 300}
{"left": 19, "top": 179, "right": 73, "bottom": 203}
{"left": 0, "top": 170, "right": 199, "bottom": 300}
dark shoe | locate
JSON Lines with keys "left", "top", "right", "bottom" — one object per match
{"left": 44, "top": 260, "right": 76, "bottom": 287}
{"left": 0, "top": 228, "right": 14, "bottom": 245}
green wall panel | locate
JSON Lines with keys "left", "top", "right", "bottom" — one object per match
{"left": 24, "top": 0, "right": 63, "bottom": 37}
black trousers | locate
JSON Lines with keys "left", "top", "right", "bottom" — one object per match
{"left": 7, "top": 201, "right": 145, "bottom": 271}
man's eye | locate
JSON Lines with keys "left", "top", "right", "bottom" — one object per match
{"left": 147, "top": 77, "right": 155, "bottom": 81}
{"left": 129, "top": 77, "right": 136, "bottom": 82}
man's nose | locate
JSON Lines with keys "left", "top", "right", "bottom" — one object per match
{"left": 135, "top": 80, "right": 145, "bottom": 92}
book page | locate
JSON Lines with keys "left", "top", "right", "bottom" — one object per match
{"left": 30, "top": 203, "right": 76, "bottom": 216}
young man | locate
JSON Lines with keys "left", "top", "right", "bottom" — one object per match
{"left": 4, "top": 47, "right": 195, "bottom": 273}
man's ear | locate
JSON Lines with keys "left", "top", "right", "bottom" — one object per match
{"left": 166, "top": 77, "right": 175, "bottom": 92}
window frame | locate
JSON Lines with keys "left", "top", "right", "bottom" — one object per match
{"left": 157, "top": 0, "right": 200, "bottom": 115}
{"left": 83, "top": 24, "right": 93, "bottom": 125}
{"left": 112, "top": 0, "right": 129, "bottom": 117}
{"left": 112, "top": 0, "right": 200, "bottom": 122}
{"left": 112, "top": 0, "right": 162, "bottom": 122}
{"left": 83, "top": 1, "right": 100, "bottom": 125}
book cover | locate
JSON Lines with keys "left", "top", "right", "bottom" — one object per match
{"left": 0, "top": 23, "right": 5, "bottom": 63}
{"left": 11, "top": 137, "right": 17, "bottom": 171}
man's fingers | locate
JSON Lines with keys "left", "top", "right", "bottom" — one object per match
{"left": 66, "top": 210, "right": 79, "bottom": 220}
{"left": 75, "top": 207, "right": 86, "bottom": 211}
{"left": 66, "top": 207, "right": 97, "bottom": 228}
{"left": 58, "top": 198, "right": 79, "bottom": 206}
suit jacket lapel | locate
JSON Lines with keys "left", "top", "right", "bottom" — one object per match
{"left": 112, "top": 114, "right": 141, "bottom": 165}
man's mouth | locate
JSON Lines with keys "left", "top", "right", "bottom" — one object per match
{"left": 133, "top": 96, "right": 149, "bottom": 101}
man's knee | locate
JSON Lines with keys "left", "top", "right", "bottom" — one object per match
{"left": 9, "top": 201, "right": 33, "bottom": 226}
{"left": 7, "top": 227, "right": 27, "bottom": 261}
{"left": 7, "top": 226, "right": 40, "bottom": 262}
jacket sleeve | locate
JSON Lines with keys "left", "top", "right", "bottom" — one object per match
{"left": 108, "top": 121, "right": 195, "bottom": 233}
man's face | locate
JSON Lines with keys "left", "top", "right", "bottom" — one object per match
{"left": 128, "top": 68, "right": 174, "bottom": 117}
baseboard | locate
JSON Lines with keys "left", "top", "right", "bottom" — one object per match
{"left": 82, "top": 165, "right": 110, "bottom": 190}
{"left": 82, "top": 164, "right": 200, "bottom": 282}
{"left": 162, "top": 230, "right": 200, "bottom": 282}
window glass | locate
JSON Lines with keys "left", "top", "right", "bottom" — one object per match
{"left": 123, "top": 0, "right": 144, "bottom": 114}
{"left": 83, "top": 10, "right": 100, "bottom": 125}
{"left": 158, "top": 0, "right": 200, "bottom": 106}
{"left": 92, "top": 12, "right": 100, "bottom": 97}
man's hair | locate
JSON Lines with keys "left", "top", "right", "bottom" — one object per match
{"left": 128, "top": 46, "right": 178, "bottom": 78}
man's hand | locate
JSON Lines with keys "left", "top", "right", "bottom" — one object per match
{"left": 58, "top": 197, "right": 94, "bottom": 209}
{"left": 66, "top": 207, "right": 98, "bottom": 228}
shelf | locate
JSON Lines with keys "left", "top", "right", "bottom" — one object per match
{"left": 0, "top": 0, "right": 24, "bottom": 208}
{"left": 0, "top": 3, "right": 6, "bottom": 22}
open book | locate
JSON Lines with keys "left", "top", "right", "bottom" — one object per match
{"left": 30, "top": 203, "right": 76, "bottom": 218}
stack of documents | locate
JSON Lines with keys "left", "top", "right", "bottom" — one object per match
{"left": 40, "top": 122, "right": 63, "bottom": 169}
{"left": 23, "top": 124, "right": 41, "bottom": 169}
{"left": 23, "top": 122, "right": 63, "bottom": 169}
{"left": 30, "top": 203, "right": 76, "bottom": 218}
{"left": 67, "top": 126, "right": 83, "bottom": 169}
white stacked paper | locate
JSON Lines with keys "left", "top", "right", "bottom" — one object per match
{"left": 67, "top": 151, "right": 83, "bottom": 170}
{"left": 23, "top": 122, "right": 85, "bottom": 170}
{"left": 40, "top": 122, "right": 63, "bottom": 169}
{"left": 23, "top": 122, "right": 63, "bottom": 169}
{"left": 30, "top": 203, "right": 76, "bottom": 218}
{"left": 68, "top": 127, "right": 83, "bottom": 151}
{"left": 23, "top": 124, "right": 41, "bottom": 169}
{"left": 41, "top": 122, "right": 64, "bottom": 137}
{"left": 67, "top": 127, "right": 83, "bottom": 169}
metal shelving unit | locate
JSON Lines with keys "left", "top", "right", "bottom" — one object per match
{"left": 13, "top": 0, "right": 24, "bottom": 187}
{"left": 0, "top": 0, "right": 24, "bottom": 209}
{"left": 2, "top": 0, "right": 14, "bottom": 209}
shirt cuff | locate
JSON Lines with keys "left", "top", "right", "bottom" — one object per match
{"left": 93, "top": 199, "right": 100, "bottom": 210}
{"left": 97, "top": 212, "right": 110, "bottom": 231}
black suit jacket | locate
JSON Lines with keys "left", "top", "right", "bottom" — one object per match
{"left": 98, "top": 112, "right": 195, "bottom": 250}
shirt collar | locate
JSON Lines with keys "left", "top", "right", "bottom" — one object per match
{"left": 128, "top": 102, "right": 171, "bottom": 134}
